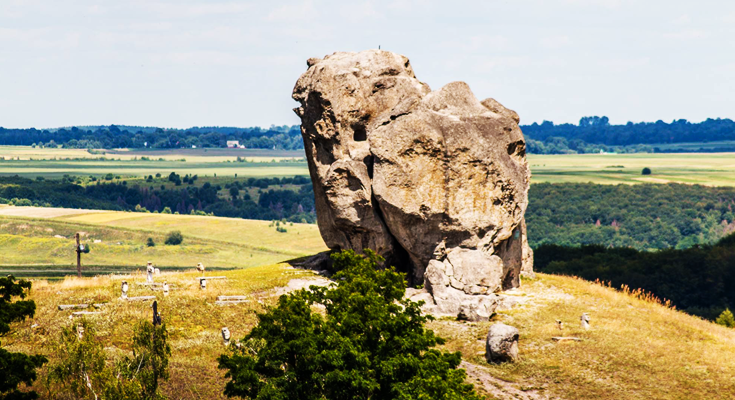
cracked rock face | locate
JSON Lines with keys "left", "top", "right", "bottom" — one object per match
{"left": 293, "top": 50, "right": 532, "bottom": 314}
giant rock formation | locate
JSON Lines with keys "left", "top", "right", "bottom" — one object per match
{"left": 293, "top": 50, "right": 534, "bottom": 318}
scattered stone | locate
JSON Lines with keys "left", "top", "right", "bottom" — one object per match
{"left": 580, "top": 313, "right": 590, "bottom": 330}
{"left": 93, "top": 239, "right": 102, "bottom": 243}
{"left": 58, "top": 304, "right": 88, "bottom": 311}
{"left": 216, "top": 295, "right": 248, "bottom": 301}
{"left": 121, "top": 281, "right": 129, "bottom": 299}
{"left": 154, "top": 268, "right": 160, "bottom": 275}
{"left": 495, "top": 295, "right": 519, "bottom": 312}
{"left": 215, "top": 300, "right": 249, "bottom": 306}
{"left": 127, "top": 296, "right": 156, "bottom": 302}
{"left": 71, "top": 311, "right": 102, "bottom": 317}
{"left": 163, "top": 282, "right": 169, "bottom": 296}
{"left": 199, "top": 278, "right": 207, "bottom": 290}
{"left": 485, "top": 323, "right": 520, "bottom": 363}
{"left": 292, "top": 50, "right": 532, "bottom": 316}
{"left": 221, "top": 327, "right": 231, "bottom": 345}
{"left": 552, "top": 337, "right": 582, "bottom": 342}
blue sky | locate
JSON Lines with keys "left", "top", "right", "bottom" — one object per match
{"left": 1, "top": 0, "right": 733, "bottom": 129}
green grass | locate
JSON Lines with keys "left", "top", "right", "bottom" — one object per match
{"left": 529, "top": 153, "right": 735, "bottom": 186}
{"left": 0, "top": 211, "right": 327, "bottom": 278}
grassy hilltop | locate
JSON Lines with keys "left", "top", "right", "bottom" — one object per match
{"left": 0, "top": 206, "right": 327, "bottom": 279}
{"left": 4, "top": 269, "right": 735, "bottom": 399}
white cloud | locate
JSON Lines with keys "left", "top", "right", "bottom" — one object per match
{"left": 671, "top": 14, "right": 690, "bottom": 25}
{"left": 599, "top": 57, "right": 650, "bottom": 73}
{"left": 540, "top": 35, "right": 571, "bottom": 49}
{"left": 663, "top": 29, "right": 709, "bottom": 40}
{"left": 266, "top": 0, "right": 318, "bottom": 22}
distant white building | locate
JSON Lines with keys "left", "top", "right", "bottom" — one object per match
{"left": 227, "top": 140, "right": 240, "bottom": 148}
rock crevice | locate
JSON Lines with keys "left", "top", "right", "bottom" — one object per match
{"left": 293, "top": 50, "right": 533, "bottom": 317}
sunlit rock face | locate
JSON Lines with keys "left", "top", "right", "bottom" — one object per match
{"left": 293, "top": 50, "right": 532, "bottom": 315}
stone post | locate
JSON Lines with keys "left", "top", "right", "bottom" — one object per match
{"left": 121, "top": 281, "right": 128, "bottom": 299}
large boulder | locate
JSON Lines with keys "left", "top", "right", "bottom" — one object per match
{"left": 485, "top": 323, "right": 520, "bottom": 363}
{"left": 293, "top": 50, "right": 532, "bottom": 313}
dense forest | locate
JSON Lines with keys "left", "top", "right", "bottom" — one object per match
{"left": 534, "top": 233, "right": 735, "bottom": 320}
{"left": 0, "top": 175, "right": 316, "bottom": 223}
{"left": 2, "top": 116, "right": 735, "bottom": 153}
{"left": 527, "top": 182, "right": 735, "bottom": 250}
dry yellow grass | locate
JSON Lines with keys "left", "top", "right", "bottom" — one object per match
{"left": 430, "top": 273, "right": 735, "bottom": 399}
{"left": 5, "top": 270, "right": 735, "bottom": 399}
{"left": 4, "top": 264, "right": 319, "bottom": 399}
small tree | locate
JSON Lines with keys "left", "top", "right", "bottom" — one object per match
{"left": 164, "top": 231, "right": 183, "bottom": 246}
{"left": 716, "top": 308, "right": 735, "bottom": 328}
{"left": 48, "top": 319, "right": 109, "bottom": 399}
{"left": 146, "top": 238, "right": 156, "bottom": 247}
{"left": 642, "top": 167, "right": 652, "bottom": 175}
{"left": 0, "top": 275, "right": 48, "bottom": 400}
{"left": 218, "top": 250, "right": 482, "bottom": 400}
{"left": 114, "top": 321, "right": 171, "bottom": 399}
{"left": 161, "top": 207, "right": 172, "bottom": 214}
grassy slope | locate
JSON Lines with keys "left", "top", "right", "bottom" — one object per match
{"left": 4, "top": 271, "right": 735, "bottom": 399}
{"left": 431, "top": 273, "right": 735, "bottom": 400}
{"left": 0, "top": 209, "right": 327, "bottom": 278}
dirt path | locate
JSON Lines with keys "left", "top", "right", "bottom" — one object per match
{"left": 461, "top": 361, "right": 554, "bottom": 400}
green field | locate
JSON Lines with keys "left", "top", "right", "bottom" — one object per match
{"left": 0, "top": 146, "right": 309, "bottom": 178}
{"left": 529, "top": 153, "right": 735, "bottom": 186}
{"left": 0, "top": 206, "right": 327, "bottom": 279}
{"left": 3, "top": 146, "right": 735, "bottom": 186}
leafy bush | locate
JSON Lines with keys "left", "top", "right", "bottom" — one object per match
{"left": 642, "top": 167, "right": 652, "bottom": 175}
{"left": 716, "top": 309, "right": 735, "bottom": 328}
{"left": 164, "top": 231, "right": 183, "bottom": 246}
{"left": 161, "top": 207, "right": 172, "bottom": 214}
{"left": 146, "top": 238, "right": 156, "bottom": 247}
{"left": 0, "top": 275, "right": 47, "bottom": 400}
{"left": 48, "top": 319, "right": 108, "bottom": 399}
{"left": 218, "top": 250, "right": 481, "bottom": 400}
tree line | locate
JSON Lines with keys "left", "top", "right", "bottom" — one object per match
{"left": 0, "top": 125, "right": 304, "bottom": 150}
{"left": 523, "top": 116, "right": 735, "bottom": 151}
{"left": 3, "top": 116, "right": 735, "bottom": 153}
{"left": 534, "top": 233, "right": 735, "bottom": 320}
{"left": 0, "top": 175, "right": 316, "bottom": 223}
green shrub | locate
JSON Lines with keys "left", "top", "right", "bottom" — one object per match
{"left": 161, "top": 207, "right": 172, "bottom": 214}
{"left": 48, "top": 319, "right": 109, "bottom": 399}
{"left": 146, "top": 238, "right": 156, "bottom": 247}
{"left": 218, "top": 250, "right": 482, "bottom": 400}
{"left": 164, "top": 231, "right": 183, "bottom": 246}
{"left": 642, "top": 167, "right": 652, "bottom": 175}
{"left": 716, "top": 308, "right": 735, "bottom": 328}
{"left": 0, "top": 275, "right": 47, "bottom": 400}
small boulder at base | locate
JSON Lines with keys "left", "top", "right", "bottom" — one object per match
{"left": 485, "top": 323, "right": 519, "bottom": 363}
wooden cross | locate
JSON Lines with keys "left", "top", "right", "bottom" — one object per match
{"left": 75, "top": 233, "right": 83, "bottom": 278}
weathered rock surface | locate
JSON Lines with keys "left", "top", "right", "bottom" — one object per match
{"left": 485, "top": 323, "right": 520, "bottom": 363}
{"left": 293, "top": 50, "right": 532, "bottom": 315}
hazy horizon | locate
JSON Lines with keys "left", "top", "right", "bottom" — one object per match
{"left": 1, "top": 0, "right": 733, "bottom": 129}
